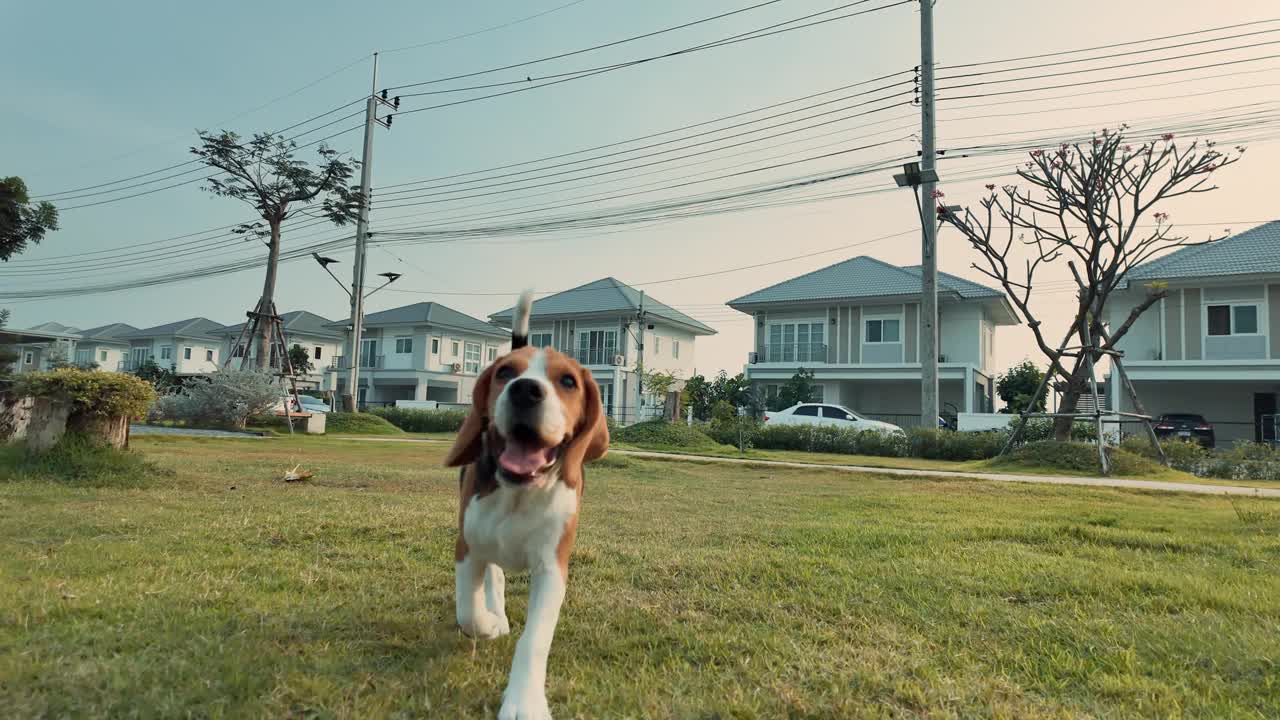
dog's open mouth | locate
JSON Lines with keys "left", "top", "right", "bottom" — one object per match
{"left": 496, "top": 425, "right": 561, "bottom": 482}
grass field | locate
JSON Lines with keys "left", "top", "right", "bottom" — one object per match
{"left": 3, "top": 435, "right": 1280, "bottom": 718}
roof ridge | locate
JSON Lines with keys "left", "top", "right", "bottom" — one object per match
{"left": 728, "top": 255, "right": 872, "bottom": 305}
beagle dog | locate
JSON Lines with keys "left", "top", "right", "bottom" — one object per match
{"left": 445, "top": 291, "right": 609, "bottom": 720}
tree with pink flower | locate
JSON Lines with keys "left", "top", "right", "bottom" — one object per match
{"left": 937, "top": 130, "right": 1242, "bottom": 442}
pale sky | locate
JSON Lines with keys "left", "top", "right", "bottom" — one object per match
{"left": 4, "top": 0, "right": 1278, "bottom": 380}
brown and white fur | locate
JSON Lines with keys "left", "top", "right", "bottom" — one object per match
{"left": 445, "top": 291, "right": 608, "bottom": 720}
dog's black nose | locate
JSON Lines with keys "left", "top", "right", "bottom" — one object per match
{"left": 508, "top": 378, "right": 545, "bottom": 409}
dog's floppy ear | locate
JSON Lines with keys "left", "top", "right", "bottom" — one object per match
{"left": 445, "top": 362, "right": 498, "bottom": 467}
{"left": 560, "top": 366, "right": 609, "bottom": 489}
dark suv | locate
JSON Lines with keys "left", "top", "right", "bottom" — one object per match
{"left": 1153, "top": 413, "right": 1215, "bottom": 448}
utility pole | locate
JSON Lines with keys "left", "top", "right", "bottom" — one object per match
{"left": 635, "top": 290, "right": 646, "bottom": 423}
{"left": 918, "top": 0, "right": 940, "bottom": 429}
{"left": 342, "top": 53, "right": 397, "bottom": 413}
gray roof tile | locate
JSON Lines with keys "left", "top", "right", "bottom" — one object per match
{"left": 79, "top": 323, "right": 139, "bottom": 342}
{"left": 489, "top": 277, "right": 716, "bottom": 334}
{"left": 728, "top": 255, "right": 1004, "bottom": 306}
{"left": 122, "top": 317, "right": 226, "bottom": 340}
{"left": 1123, "top": 220, "right": 1280, "bottom": 284}
{"left": 217, "top": 311, "right": 341, "bottom": 340}
{"left": 327, "top": 302, "right": 507, "bottom": 338}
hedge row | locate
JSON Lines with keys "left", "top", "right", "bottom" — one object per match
{"left": 1122, "top": 435, "right": 1280, "bottom": 481}
{"left": 368, "top": 406, "right": 468, "bottom": 433}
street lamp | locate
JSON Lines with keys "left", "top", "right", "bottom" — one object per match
{"left": 310, "top": 254, "right": 405, "bottom": 411}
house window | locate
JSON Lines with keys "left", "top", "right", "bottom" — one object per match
{"left": 1207, "top": 304, "right": 1259, "bottom": 336}
{"left": 206, "top": 349, "right": 214, "bottom": 362}
{"left": 464, "top": 342, "right": 481, "bottom": 373}
{"left": 431, "top": 338, "right": 440, "bottom": 354}
{"left": 314, "top": 346, "right": 323, "bottom": 359}
{"left": 160, "top": 346, "right": 173, "bottom": 360}
{"left": 395, "top": 337, "right": 413, "bottom": 354}
{"left": 75, "top": 349, "right": 93, "bottom": 365}
{"left": 865, "top": 318, "right": 901, "bottom": 343}
{"left": 654, "top": 337, "right": 661, "bottom": 355}
{"left": 232, "top": 344, "right": 245, "bottom": 358}
{"left": 487, "top": 346, "right": 498, "bottom": 363}
{"left": 451, "top": 340, "right": 460, "bottom": 357}
{"left": 530, "top": 332, "right": 553, "bottom": 349}
{"left": 99, "top": 350, "right": 108, "bottom": 362}
{"left": 673, "top": 340, "right": 680, "bottom": 359}
{"left": 578, "top": 330, "right": 617, "bottom": 365}
{"left": 183, "top": 347, "right": 193, "bottom": 360}
{"left": 23, "top": 351, "right": 34, "bottom": 365}
{"left": 767, "top": 322, "right": 825, "bottom": 362}
{"left": 360, "top": 339, "right": 378, "bottom": 368}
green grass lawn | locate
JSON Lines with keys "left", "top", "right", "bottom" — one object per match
{"left": 3, "top": 435, "right": 1280, "bottom": 718}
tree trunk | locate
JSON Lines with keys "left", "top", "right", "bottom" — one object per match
{"left": 254, "top": 220, "right": 283, "bottom": 371}
{"left": 25, "top": 397, "right": 71, "bottom": 453}
{"left": 1052, "top": 354, "right": 1094, "bottom": 441}
{"left": 66, "top": 413, "right": 130, "bottom": 449}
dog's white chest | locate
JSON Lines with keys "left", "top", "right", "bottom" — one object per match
{"left": 463, "top": 479, "right": 577, "bottom": 571}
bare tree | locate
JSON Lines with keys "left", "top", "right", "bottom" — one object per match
{"left": 191, "top": 131, "right": 361, "bottom": 370}
{"left": 938, "top": 128, "right": 1242, "bottom": 440}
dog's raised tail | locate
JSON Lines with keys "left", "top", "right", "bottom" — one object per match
{"left": 511, "top": 289, "right": 534, "bottom": 349}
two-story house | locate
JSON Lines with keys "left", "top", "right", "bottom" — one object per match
{"left": 489, "top": 277, "right": 717, "bottom": 423}
{"left": 1108, "top": 221, "right": 1280, "bottom": 444}
{"left": 73, "top": 323, "right": 138, "bottom": 371}
{"left": 727, "top": 256, "right": 1018, "bottom": 426}
{"left": 327, "top": 302, "right": 510, "bottom": 406}
{"left": 215, "top": 311, "right": 343, "bottom": 391}
{"left": 120, "top": 318, "right": 226, "bottom": 375}
{"left": 3, "top": 322, "right": 82, "bottom": 374}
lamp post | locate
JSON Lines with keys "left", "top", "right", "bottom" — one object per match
{"left": 311, "top": 253, "right": 402, "bottom": 411}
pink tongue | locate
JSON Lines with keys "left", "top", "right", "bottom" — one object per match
{"left": 499, "top": 443, "right": 552, "bottom": 476}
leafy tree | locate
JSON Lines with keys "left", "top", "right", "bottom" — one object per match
{"left": 996, "top": 360, "right": 1047, "bottom": 414}
{"left": 683, "top": 374, "right": 714, "bottom": 421}
{"left": 0, "top": 309, "right": 17, "bottom": 377}
{"left": 149, "top": 368, "right": 282, "bottom": 429}
{"left": 773, "top": 367, "right": 817, "bottom": 411}
{"left": 45, "top": 343, "right": 72, "bottom": 370}
{"left": 684, "top": 370, "right": 763, "bottom": 419}
{"left": 287, "top": 344, "right": 313, "bottom": 375}
{"left": 191, "top": 131, "right": 361, "bottom": 371}
{"left": 132, "top": 359, "right": 182, "bottom": 394}
{"left": 0, "top": 176, "right": 58, "bottom": 261}
{"left": 939, "top": 129, "right": 1241, "bottom": 439}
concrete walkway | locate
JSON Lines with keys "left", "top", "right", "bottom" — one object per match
{"left": 131, "top": 424, "right": 266, "bottom": 439}
{"left": 341, "top": 437, "right": 1280, "bottom": 498}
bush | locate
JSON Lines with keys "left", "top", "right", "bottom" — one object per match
{"left": 369, "top": 406, "right": 467, "bottom": 433}
{"left": 15, "top": 368, "right": 155, "bottom": 419}
{"left": 907, "top": 428, "right": 1006, "bottom": 461}
{"left": 325, "top": 412, "right": 403, "bottom": 435}
{"left": 613, "top": 420, "right": 722, "bottom": 450}
{"left": 744, "top": 423, "right": 910, "bottom": 458}
{"left": 989, "top": 440, "right": 1162, "bottom": 476}
{"left": 1190, "top": 441, "right": 1280, "bottom": 482}
{"left": 147, "top": 369, "right": 281, "bottom": 429}
{"left": 1120, "top": 435, "right": 1207, "bottom": 468}
{"left": 0, "top": 434, "right": 169, "bottom": 488}
{"left": 1016, "top": 417, "right": 1099, "bottom": 443}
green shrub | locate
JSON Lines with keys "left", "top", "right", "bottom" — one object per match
{"left": 0, "top": 434, "right": 169, "bottom": 488}
{"left": 1120, "top": 435, "right": 1205, "bottom": 467}
{"left": 1016, "top": 417, "right": 1099, "bottom": 443}
{"left": 907, "top": 428, "right": 1005, "bottom": 461}
{"left": 614, "top": 420, "right": 722, "bottom": 449}
{"left": 746, "top": 424, "right": 910, "bottom": 458}
{"left": 990, "top": 440, "right": 1162, "bottom": 476}
{"left": 1192, "top": 441, "right": 1280, "bottom": 482}
{"left": 325, "top": 412, "right": 403, "bottom": 435}
{"left": 147, "top": 369, "right": 280, "bottom": 429}
{"left": 15, "top": 368, "right": 155, "bottom": 418}
{"left": 368, "top": 406, "right": 467, "bottom": 433}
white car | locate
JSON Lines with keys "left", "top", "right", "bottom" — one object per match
{"left": 764, "top": 403, "right": 904, "bottom": 435}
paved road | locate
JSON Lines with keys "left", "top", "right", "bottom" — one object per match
{"left": 342, "top": 437, "right": 1280, "bottom": 498}
{"left": 130, "top": 425, "right": 266, "bottom": 439}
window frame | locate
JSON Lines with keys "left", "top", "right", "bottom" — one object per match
{"left": 864, "top": 317, "right": 902, "bottom": 344}
{"left": 1205, "top": 301, "right": 1262, "bottom": 337}
{"left": 672, "top": 339, "right": 680, "bottom": 359}
{"left": 160, "top": 345, "right": 173, "bottom": 360}
{"left": 205, "top": 349, "right": 214, "bottom": 362}
{"left": 394, "top": 336, "right": 414, "bottom": 354}
{"left": 99, "top": 350, "right": 108, "bottom": 362}
{"left": 430, "top": 337, "right": 440, "bottom": 354}
{"left": 464, "top": 342, "right": 482, "bottom": 374}
{"left": 314, "top": 346, "right": 323, "bottom": 359}
{"left": 23, "top": 351, "right": 34, "bottom": 365}
{"left": 529, "top": 332, "right": 553, "bottom": 349}
{"left": 183, "top": 346, "right": 193, "bottom": 360}
{"left": 486, "top": 346, "right": 498, "bottom": 363}
{"left": 766, "top": 320, "right": 825, "bottom": 362}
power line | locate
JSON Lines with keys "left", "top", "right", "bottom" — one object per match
{"left": 382, "top": 0, "right": 591, "bottom": 54}
{"left": 938, "top": 17, "right": 1280, "bottom": 69}
{"left": 389, "top": 1, "right": 913, "bottom": 115}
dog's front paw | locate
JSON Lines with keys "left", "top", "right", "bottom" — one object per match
{"left": 458, "top": 609, "right": 506, "bottom": 640}
{"left": 498, "top": 686, "right": 551, "bottom": 720}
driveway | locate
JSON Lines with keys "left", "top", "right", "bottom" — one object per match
{"left": 342, "top": 437, "right": 1280, "bottom": 498}
{"left": 131, "top": 425, "right": 266, "bottom": 439}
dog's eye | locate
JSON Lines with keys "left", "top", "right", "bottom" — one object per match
{"left": 495, "top": 365, "right": 517, "bottom": 381}
{"left": 559, "top": 374, "right": 577, "bottom": 389}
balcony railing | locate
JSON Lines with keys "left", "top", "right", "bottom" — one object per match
{"left": 574, "top": 348, "right": 620, "bottom": 366}
{"left": 758, "top": 343, "right": 829, "bottom": 363}
{"left": 332, "top": 354, "right": 385, "bottom": 370}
